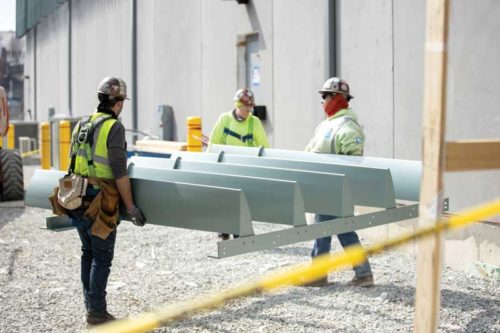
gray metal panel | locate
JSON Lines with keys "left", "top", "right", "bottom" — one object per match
{"left": 208, "top": 144, "right": 419, "bottom": 202}
{"left": 129, "top": 156, "right": 178, "bottom": 169}
{"left": 25, "top": 169, "right": 64, "bottom": 209}
{"left": 176, "top": 160, "right": 353, "bottom": 217}
{"left": 169, "top": 151, "right": 223, "bottom": 163}
{"left": 207, "top": 145, "right": 262, "bottom": 157}
{"left": 45, "top": 216, "right": 73, "bottom": 231}
{"left": 25, "top": 168, "right": 255, "bottom": 237}
{"left": 261, "top": 149, "right": 419, "bottom": 202}
{"left": 128, "top": 165, "right": 307, "bottom": 227}
{"left": 130, "top": 156, "right": 353, "bottom": 216}
{"left": 130, "top": 178, "right": 254, "bottom": 236}
{"left": 169, "top": 151, "right": 222, "bottom": 163}
{"left": 220, "top": 154, "right": 396, "bottom": 209}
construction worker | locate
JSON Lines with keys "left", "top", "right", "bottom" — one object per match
{"left": 209, "top": 88, "right": 269, "bottom": 149}
{"left": 67, "top": 77, "right": 146, "bottom": 325}
{"left": 304, "top": 77, "right": 374, "bottom": 287}
{"left": 209, "top": 88, "right": 270, "bottom": 240}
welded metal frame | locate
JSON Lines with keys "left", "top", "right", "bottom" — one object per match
{"left": 216, "top": 203, "right": 419, "bottom": 258}
{"left": 216, "top": 198, "right": 449, "bottom": 258}
{"left": 25, "top": 147, "right": 445, "bottom": 259}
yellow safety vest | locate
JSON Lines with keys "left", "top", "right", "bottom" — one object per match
{"left": 70, "top": 112, "right": 117, "bottom": 179}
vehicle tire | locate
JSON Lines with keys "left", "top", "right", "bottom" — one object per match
{"left": 0, "top": 149, "right": 24, "bottom": 201}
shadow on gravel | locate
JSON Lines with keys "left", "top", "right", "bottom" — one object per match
{"left": 167, "top": 289, "right": 344, "bottom": 332}
{"left": 165, "top": 283, "right": 499, "bottom": 332}
{"left": 344, "top": 283, "right": 498, "bottom": 313}
{"left": 0, "top": 204, "right": 25, "bottom": 231}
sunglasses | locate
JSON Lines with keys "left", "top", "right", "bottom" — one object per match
{"left": 321, "top": 93, "right": 337, "bottom": 100}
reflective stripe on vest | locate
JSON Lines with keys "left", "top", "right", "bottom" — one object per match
{"left": 331, "top": 116, "right": 357, "bottom": 154}
{"left": 222, "top": 113, "right": 255, "bottom": 147}
{"left": 72, "top": 112, "right": 117, "bottom": 179}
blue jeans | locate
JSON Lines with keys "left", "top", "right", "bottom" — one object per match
{"left": 311, "top": 214, "right": 372, "bottom": 277}
{"left": 76, "top": 223, "right": 116, "bottom": 313}
{"left": 69, "top": 187, "right": 117, "bottom": 314}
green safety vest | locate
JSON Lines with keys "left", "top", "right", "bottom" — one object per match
{"left": 222, "top": 114, "right": 255, "bottom": 147}
{"left": 70, "top": 112, "right": 117, "bottom": 179}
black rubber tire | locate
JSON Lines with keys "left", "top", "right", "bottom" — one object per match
{"left": 0, "top": 149, "right": 24, "bottom": 201}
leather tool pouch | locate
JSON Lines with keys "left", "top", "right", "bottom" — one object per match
{"left": 57, "top": 173, "right": 88, "bottom": 210}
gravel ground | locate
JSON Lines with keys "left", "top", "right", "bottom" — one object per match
{"left": 0, "top": 206, "right": 498, "bottom": 333}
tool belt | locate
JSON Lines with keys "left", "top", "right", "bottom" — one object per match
{"left": 57, "top": 174, "right": 88, "bottom": 210}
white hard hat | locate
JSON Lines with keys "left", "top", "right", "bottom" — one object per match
{"left": 319, "top": 77, "right": 353, "bottom": 99}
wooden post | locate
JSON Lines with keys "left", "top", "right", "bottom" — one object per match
{"left": 445, "top": 139, "right": 500, "bottom": 171}
{"left": 414, "top": 0, "right": 450, "bottom": 332}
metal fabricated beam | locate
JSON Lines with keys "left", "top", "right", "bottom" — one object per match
{"left": 25, "top": 169, "right": 65, "bottom": 209}
{"left": 131, "top": 178, "right": 254, "bottom": 236}
{"left": 128, "top": 163, "right": 307, "bottom": 227}
{"left": 26, "top": 169, "right": 255, "bottom": 236}
{"left": 172, "top": 148, "right": 396, "bottom": 208}
{"left": 170, "top": 152, "right": 396, "bottom": 209}
{"left": 131, "top": 156, "right": 355, "bottom": 217}
{"left": 219, "top": 155, "right": 396, "bottom": 209}
{"left": 216, "top": 203, "right": 419, "bottom": 258}
{"left": 208, "top": 144, "right": 422, "bottom": 201}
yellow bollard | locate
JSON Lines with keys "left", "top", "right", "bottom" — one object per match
{"left": 7, "top": 123, "right": 14, "bottom": 149}
{"left": 186, "top": 116, "right": 202, "bottom": 152}
{"left": 59, "top": 120, "right": 71, "bottom": 171}
{"left": 40, "top": 122, "right": 51, "bottom": 169}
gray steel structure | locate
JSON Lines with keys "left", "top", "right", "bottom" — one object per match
{"left": 205, "top": 144, "right": 421, "bottom": 201}
{"left": 25, "top": 147, "right": 444, "bottom": 258}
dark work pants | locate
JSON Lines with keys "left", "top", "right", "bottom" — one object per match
{"left": 77, "top": 226, "right": 116, "bottom": 314}
{"left": 311, "top": 214, "right": 372, "bottom": 277}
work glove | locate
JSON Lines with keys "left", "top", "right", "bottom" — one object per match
{"left": 127, "top": 205, "right": 146, "bottom": 227}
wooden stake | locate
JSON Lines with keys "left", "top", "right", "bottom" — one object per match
{"left": 414, "top": 0, "right": 450, "bottom": 332}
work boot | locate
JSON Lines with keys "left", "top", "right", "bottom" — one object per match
{"left": 86, "top": 311, "right": 116, "bottom": 326}
{"left": 347, "top": 275, "right": 374, "bottom": 287}
{"left": 302, "top": 276, "right": 329, "bottom": 287}
{"left": 218, "top": 233, "right": 230, "bottom": 241}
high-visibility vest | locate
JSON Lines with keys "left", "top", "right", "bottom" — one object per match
{"left": 70, "top": 112, "right": 117, "bottom": 179}
{"left": 305, "top": 109, "right": 365, "bottom": 156}
{"left": 222, "top": 113, "right": 255, "bottom": 147}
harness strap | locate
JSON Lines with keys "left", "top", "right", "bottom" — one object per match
{"left": 69, "top": 114, "right": 114, "bottom": 177}
{"left": 223, "top": 128, "right": 254, "bottom": 143}
{"left": 222, "top": 113, "right": 254, "bottom": 146}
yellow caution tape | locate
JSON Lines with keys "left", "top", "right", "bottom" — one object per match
{"left": 91, "top": 199, "right": 500, "bottom": 333}
{"left": 20, "top": 149, "right": 40, "bottom": 158}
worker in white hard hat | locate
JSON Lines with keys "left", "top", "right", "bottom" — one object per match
{"left": 303, "top": 77, "right": 374, "bottom": 288}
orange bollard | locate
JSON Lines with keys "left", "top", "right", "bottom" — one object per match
{"left": 186, "top": 116, "right": 202, "bottom": 152}
{"left": 59, "top": 120, "right": 71, "bottom": 171}
{"left": 40, "top": 122, "right": 51, "bottom": 169}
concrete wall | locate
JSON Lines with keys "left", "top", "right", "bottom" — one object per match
{"left": 445, "top": 0, "right": 500, "bottom": 212}
{"left": 338, "top": 0, "right": 500, "bottom": 214}
{"left": 135, "top": 0, "right": 327, "bottom": 145}
{"left": 137, "top": 0, "right": 202, "bottom": 141}
{"left": 273, "top": 0, "right": 327, "bottom": 150}
{"left": 71, "top": 0, "right": 132, "bottom": 127}
{"left": 32, "top": 2, "right": 69, "bottom": 121}
{"left": 338, "top": 0, "right": 394, "bottom": 158}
